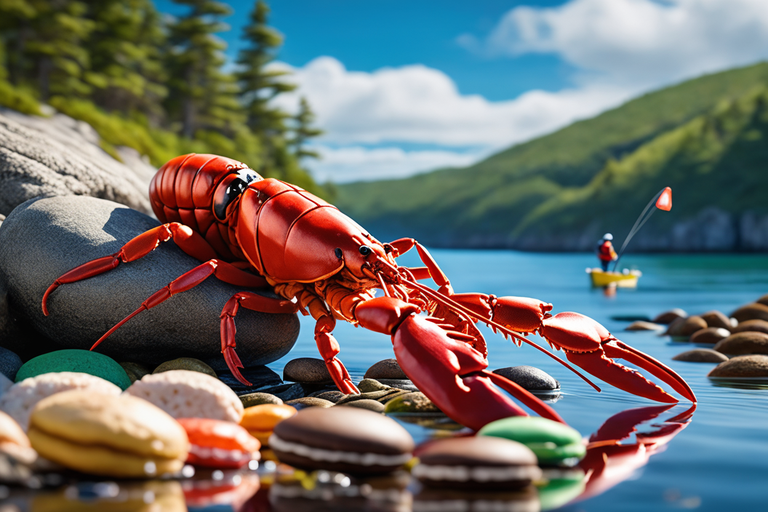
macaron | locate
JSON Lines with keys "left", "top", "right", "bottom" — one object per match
{"left": 478, "top": 416, "right": 586, "bottom": 467}
{"left": 0, "top": 409, "right": 35, "bottom": 464}
{"left": 177, "top": 417, "right": 260, "bottom": 469}
{"left": 28, "top": 390, "right": 189, "bottom": 477}
{"left": 125, "top": 370, "right": 243, "bottom": 422}
{"left": 412, "top": 436, "right": 542, "bottom": 490}
{"left": 270, "top": 407, "right": 414, "bottom": 474}
{"left": 239, "top": 403, "right": 297, "bottom": 445}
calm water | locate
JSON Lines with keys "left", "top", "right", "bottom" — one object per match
{"left": 268, "top": 250, "right": 768, "bottom": 511}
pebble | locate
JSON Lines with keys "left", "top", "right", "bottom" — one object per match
{"left": 364, "top": 358, "right": 407, "bottom": 380}
{"left": 708, "top": 355, "right": 768, "bottom": 378}
{"left": 336, "top": 389, "right": 406, "bottom": 406}
{"left": 732, "top": 319, "right": 768, "bottom": 335}
{"left": 309, "top": 390, "right": 346, "bottom": 403}
{"left": 338, "top": 399, "right": 385, "bottom": 413}
{"left": 700, "top": 310, "right": 733, "bottom": 331}
{"left": 689, "top": 327, "right": 731, "bottom": 345}
{"left": 376, "top": 379, "right": 419, "bottom": 392}
{"left": 153, "top": 357, "right": 217, "bottom": 378}
{"left": 673, "top": 349, "right": 729, "bottom": 363}
{"left": 384, "top": 392, "right": 441, "bottom": 413}
{"left": 239, "top": 392, "right": 283, "bottom": 408}
{"left": 666, "top": 316, "right": 707, "bottom": 337}
{"left": 625, "top": 321, "right": 664, "bottom": 331}
{"left": 357, "top": 378, "right": 390, "bottom": 392}
{"left": 0, "top": 346, "right": 22, "bottom": 380}
{"left": 15, "top": 349, "right": 131, "bottom": 390}
{"left": 492, "top": 366, "right": 560, "bottom": 391}
{"left": 216, "top": 365, "right": 283, "bottom": 395}
{"left": 283, "top": 358, "right": 332, "bottom": 384}
{"left": 730, "top": 303, "right": 768, "bottom": 323}
{"left": 118, "top": 362, "right": 151, "bottom": 384}
{"left": 284, "top": 397, "right": 334, "bottom": 409}
{"left": 714, "top": 332, "right": 768, "bottom": 356}
{"left": 653, "top": 308, "right": 687, "bottom": 324}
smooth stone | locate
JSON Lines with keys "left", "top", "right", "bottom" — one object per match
{"left": 256, "top": 383, "right": 307, "bottom": 402}
{"left": 492, "top": 366, "right": 560, "bottom": 391}
{"left": 153, "top": 357, "right": 217, "bottom": 378}
{"left": 673, "top": 349, "right": 729, "bottom": 363}
{"left": 714, "top": 332, "right": 768, "bottom": 356}
{"left": 625, "top": 321, "right": 664, "bottom": 331}
{"left": 364, "top": 358, "right": 407, "bottom": 380}
{"left": 732, "top": 319, "right": 768, "bottom": 335}
{"left": 653, "top": 309, "right": 687, "bottom": 324}
{"left": 217, "top": 366, "right": 284, "bottom": 395}
{"left": 118, "top": 361, "right": 152, "bottom": 384}
{"left": 730, "top": 303, "right": 768, "bottom": 323}
{"left": 284, "top": 397, "right": 334, "bottom": 409}
{"left": 15, "top": 349, "right": 131, "bottom": 390}
{"left": 336, "top": 389, "right": 404, "bottom": 406}
{"left": 377, "top": 379, "right": 419, "bottom": 392}
{"left": 357, "top": 378, "right": 390, "bottom": 393}
{"left": 708, "top": 355, "right": 768, "bottom": 378}
{"left": 666, "top": 316, "right": 707, "bottom": 337}
{"left": 0, "top": 346, "right": 22, "bottom": 380}
{"left": 0, "top": 278, "right": 9, "bottom": 343}
{"left": 240, "top": 392, "right": 283, "bottom": 408}
{"left": 309, "top": 390, "right": 346, "bottom": 403}
{"left": 700, "top": 310, "right": 733, "bottom": 331}
{"left": 283, "top": 357, "right": 333, "bottom": 384}
{"left": 689, "top": 327, "right": 731, "bottom": 345}
{"left": 0, "top": 196, "right": 300, "bottom": 370}
{"left": 384, "top": 392, "right": 441, "bottom": 413}
{"left": 337, "top": 399, "right": 385, "bottom": 413}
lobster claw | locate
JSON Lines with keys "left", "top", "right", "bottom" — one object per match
{"left": 541, "top": 312, "right": 696, "bottom": 403}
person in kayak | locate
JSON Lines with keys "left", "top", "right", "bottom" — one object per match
{"left": 597, "top": 233, "right": 618, "bottom": 272}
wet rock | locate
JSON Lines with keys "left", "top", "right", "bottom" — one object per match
{"left": 153, "top": 357, "right": 217, "bottom": 378}
{"left": 730, "top": 303, "right": 768, "bottom": 323}
{"left": 384, "top": 392, "right": 441, "bottom": 413}
{"left": 673, "top": 349, "right": 729, "bottom": 363}
{"left": 732, "top": 319, "right": 768, "bottom": 335}
{"left": 666, "top": 316, "right": 707, "bottom": 337}
{"left": 708, "top": 355, "right": 768, "bottom": 378}
{"left": 492, "top": 366, "right": 560, "bottom": 391}
{"left": 625, "top": 321, "right": 664, "bottom": 331}
{"left": 240, "top": 392, "right": 283, "bottom": 408}
{"left": 310, "top": 390, "right": 346, "bottom": 403}
{"left": 689, "top": 327, "right": 731, "bottom": 345}
{"left": 118, "top": 362, "right": 152, "bottom": 384}
{"left": 283, "top": 357, "right": 333, "bottom": 384}
{"left": 364, "top": 358, "right": 407, "bottom": 380}
{"left": 0, "top": 196, "right": 300, "bottom": 370}
{"left": 714, "top": 332, "right": 768, "bottom": 356}
{"left": 217, "top": 366, "right": 283, "bottom": 395}
{"left": 285, "top": 397, "right": 334, "bottom": 409}
{"left": 338, "top": 399, "right": 385, "bottom": 413}
{"left": 357, "top": 378, "right": 390, "bottom": 393}
{"left": 700, "top": 310, "right": 733, "bottom": 331}
{"left": 0, "top": 346, "right": 22, "bottom": 380}
{"left": 336, "top": 389, "right": 405, "bottom": 406}
{"left": 653, "top": 309, "right": 687, "bottom": 324}
{"left": 377, "top": 379, "right": 419, "bottom": 392}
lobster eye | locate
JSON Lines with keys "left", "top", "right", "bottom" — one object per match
{"left": 335, "top": 248, "right": 343, "bottom": 259}
{"left": 213, "top": 169, "right": 261, "bottom": 221}
{"left": 359, "top": 245, "right": 372, "bottom": 256}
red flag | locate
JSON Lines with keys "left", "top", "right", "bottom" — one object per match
{"left": 655, "top": 187, "right": 672, "bottom": 211}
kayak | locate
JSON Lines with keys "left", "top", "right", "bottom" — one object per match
{"left": 586, "top": 268, "right": 642, "bottom": 288}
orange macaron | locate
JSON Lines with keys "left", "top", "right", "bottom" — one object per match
{"left": 239, "top": 404, "right": 297, "bottom": 446}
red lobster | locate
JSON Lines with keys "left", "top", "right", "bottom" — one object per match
{"left": 42, "top": 154, "right": 695, "bottom": 431}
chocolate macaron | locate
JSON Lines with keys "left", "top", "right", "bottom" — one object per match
{"left": 413, "top": 436, "right": 542, "bottom": 490}
{"left": 270, "top": 407, "right": 414, "bottom": 474}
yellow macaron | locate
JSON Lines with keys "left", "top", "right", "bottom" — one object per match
{"left": 239, "top": 404, "right": 297, "bottom": 445}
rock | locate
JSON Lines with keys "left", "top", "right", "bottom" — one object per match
{"left": 700, "top": 311, "right": 733, "bottom": 331}
{"left": 653, "top": 309, "right": 687, "bottom": 324}
{"left": 689, "top": 327, "right": 731, "bottom": 345}
{"left": 625, "top": 321, "right": 664, "bottom": 332}
{"left": 357, "top": 378, "right": 390, "bottom": 393}
{"left": 364, "top": 359, "right": 407, "bottom": 380}
{"left": 309, "top": 390, "right": 346, "bottom": 403}
{"left": 492, "top": 366, "right": 560, "bottom": 391}
{"left": 377, "top": 379, "right": 419, "bottom": 392}
{"left": 673, "top": 349, "right": 729, "bottom": 363}
{"left": 666, "top": 316, "right": 707, "bottom": 337}
{"left": 732, "top": 319, "right": 768, "bottom": 335}
{"left": 730, "top": 303, "right": 768, "bottom": 323}
{"left": 217, "top": 366, "right": 284, "bottom": 395}
{"left": 714, "top": 332, "right": 768, "bottom": 356}
{"left": 0, "top": 278, "right": 9, "bottom": 342}
{"left": 283, "top": 357, "right": 332, "bottom": 384}
{"left": 338, "top": 399, "right": 385, "bottom": 413}
{"left": 153, "top": 357, "right": 217, "bottom": 378}
{"left": 118, "top": 362, "right": 152, "bottom": 384}
{"left": 240, "top": 392, "right": 283, "bottom": 408}
{"left": 0, "top": 109, "right": 153, "bottom": 217}
{"left": 254, "top": 383, "right": 306, "bottom": 402}
{"left": 15, "top": 349, "right": 131, "bottom": 390}
{"left": 0, "top": 347, "right": 22, "bottom": 380}
{"left": 384, "top": 392, "right": 441, "bottom": 413}
{"left": 0, "top": 196, "right": 299, "bottom": 370}
{"left": 708, "top": 355, "right": 768, "bottom": 378}
{"left": 284, "top": 397, "right": 334, "bottom": 409}
{"left": 336, "top": 389, "right": 405, "bottom": 406}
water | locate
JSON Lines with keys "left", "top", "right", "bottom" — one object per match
{"left": 268, "top": 250, "right": 768, "bottom": 511}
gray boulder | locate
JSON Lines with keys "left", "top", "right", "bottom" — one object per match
{"left": 0, "top": 195, "right": 299, "bottom": 370}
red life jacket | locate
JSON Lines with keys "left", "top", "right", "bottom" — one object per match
{"left": 598, "top": 241, "right": 616, "bottom": 262}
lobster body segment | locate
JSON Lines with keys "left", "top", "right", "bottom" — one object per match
{"left": 42, "top": 153, "right": 696, "bottom": 432}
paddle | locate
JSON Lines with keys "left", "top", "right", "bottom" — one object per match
{"left": 612, "top": 187, "right": 672, "bottom": 272}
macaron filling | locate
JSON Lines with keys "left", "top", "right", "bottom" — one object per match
{"left": 412, "top": 463, "right": 542, "bottom": 483}
{"left": 188, "top": 443, "right": 257, "bottom": 463}
{"left": 270, "top": 433, "right": 412, "bottom": 466}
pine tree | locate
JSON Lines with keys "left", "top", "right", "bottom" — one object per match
{"left": 289, "top": 96, "right": 323, "bottom": 160}
{"left": 0, "top": 0, "right": 36, "bottom": 85}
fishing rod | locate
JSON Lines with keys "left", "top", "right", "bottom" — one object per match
{"left": 612, "top": 187, "right": 672, "bottom": 272}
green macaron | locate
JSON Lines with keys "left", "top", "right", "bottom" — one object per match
{"left": 478, "top": 416, "right": 586, "bottom": 466}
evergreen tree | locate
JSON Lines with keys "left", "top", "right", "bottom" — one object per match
{"left": 289, "top": 96, "right": 323, "bottom": 160}
{"left": 0, "top": 0, "right": 36, "bottom": 85}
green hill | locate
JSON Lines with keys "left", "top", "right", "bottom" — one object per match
{"left": 336, "top": 62, "right": 768, "bottom": 251}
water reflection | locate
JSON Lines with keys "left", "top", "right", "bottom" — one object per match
{"left": 709, "top": 377, "right": 768, "bottom": 391}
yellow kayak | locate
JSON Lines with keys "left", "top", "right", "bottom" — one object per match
{"left": 586, "top": 268, "right": 642, "bottom": 288}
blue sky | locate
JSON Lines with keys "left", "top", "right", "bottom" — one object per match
{"left": 156, "top": 0, "right": 768, "bottom": 183}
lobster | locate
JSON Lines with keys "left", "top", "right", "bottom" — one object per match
{"left": 41, "top": 154, "right": 696, "bottom": 431}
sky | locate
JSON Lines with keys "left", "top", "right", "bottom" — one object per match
{"left": 155, "top": 0, "right": 768, "bottom": 183}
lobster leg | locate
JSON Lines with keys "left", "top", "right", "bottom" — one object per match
{"left": 314, "top": 315, "right": 359, "bottom": 395}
